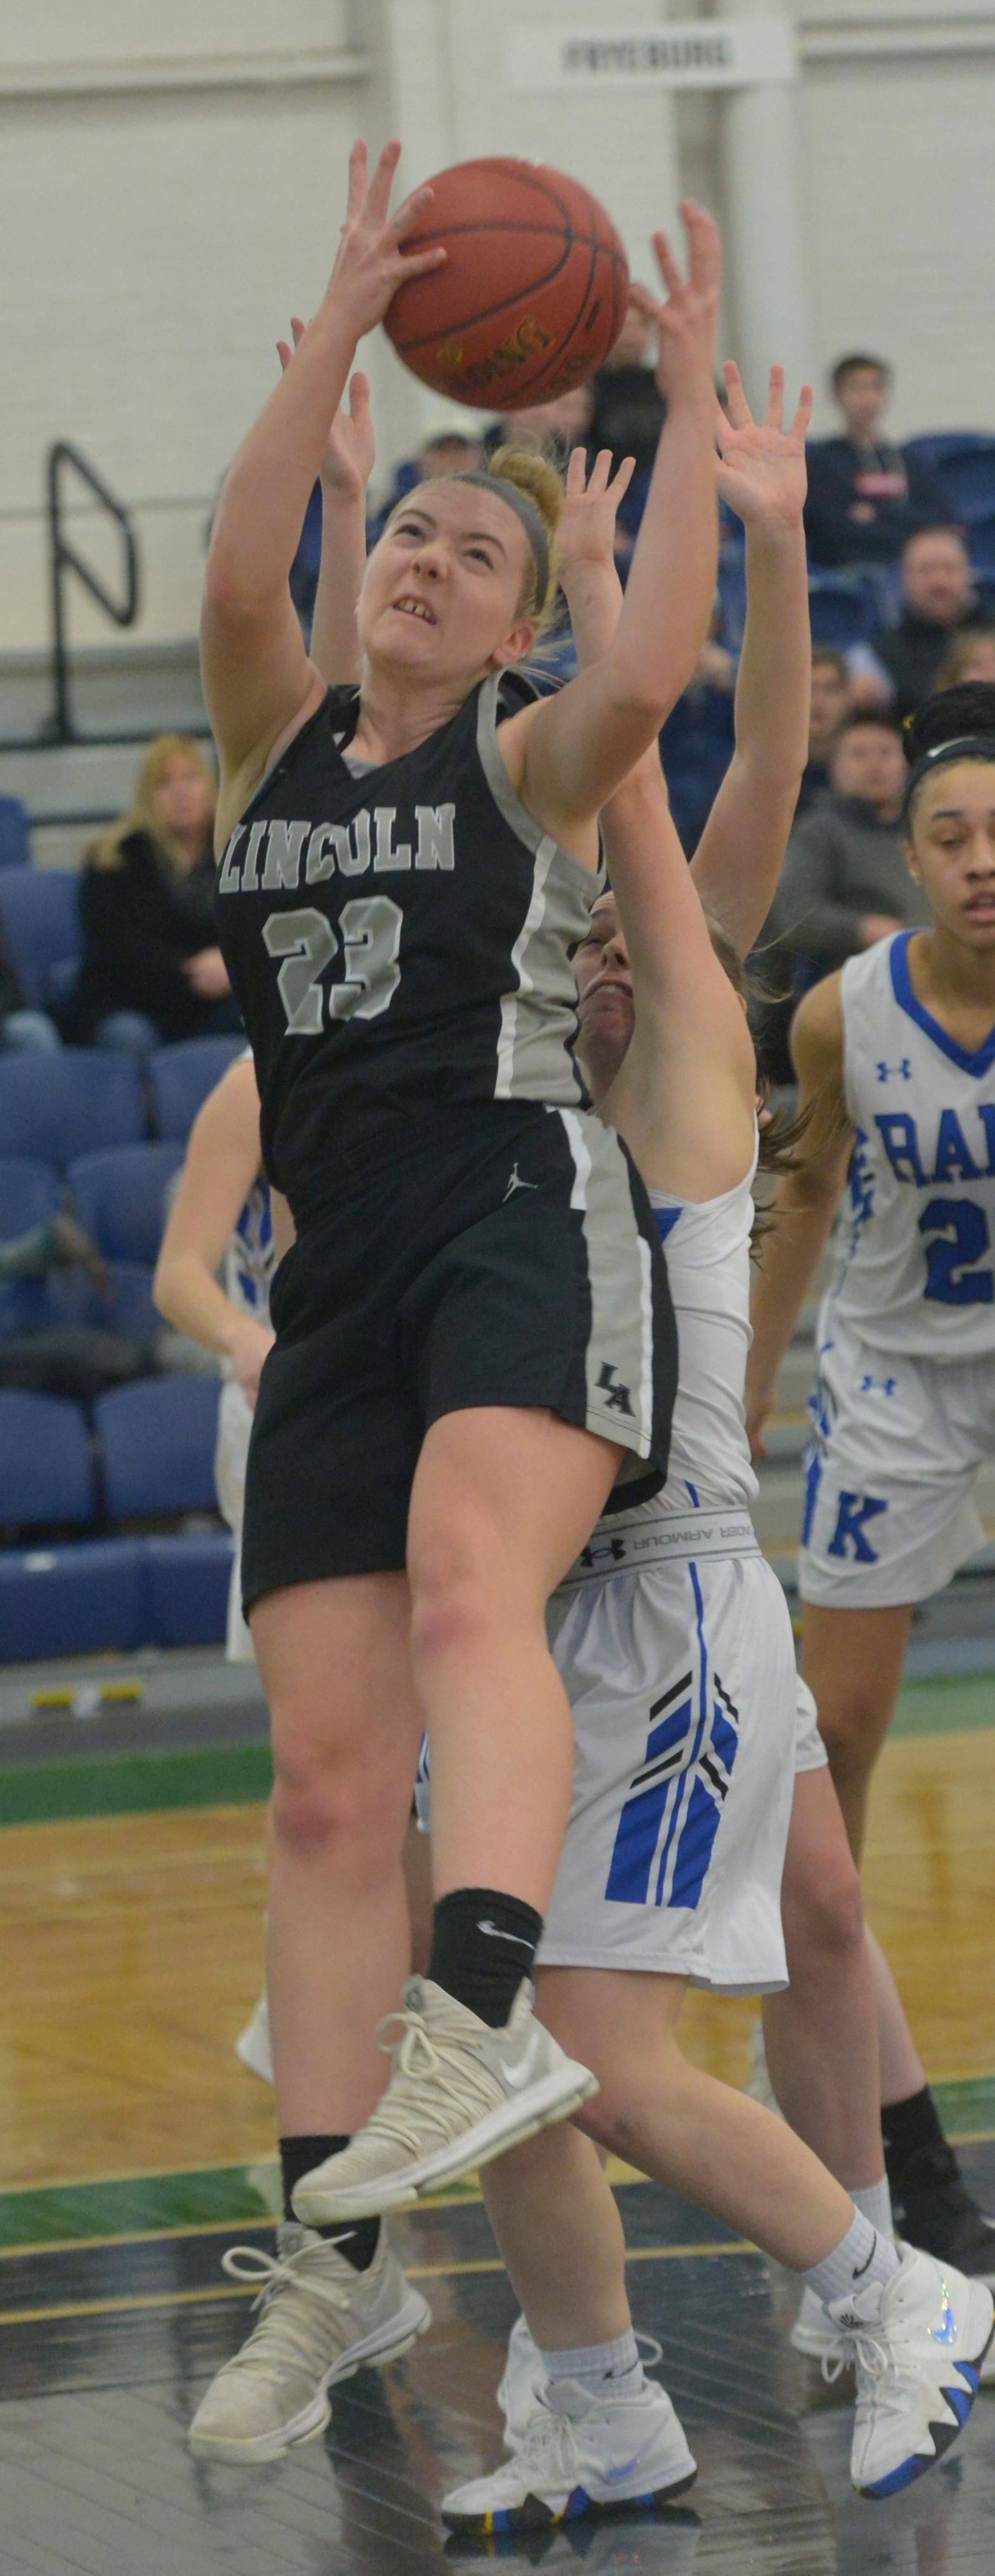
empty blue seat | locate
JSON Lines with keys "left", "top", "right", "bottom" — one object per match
{"left": 904, "top": 432, "right": 995, "bottom": 523}
{"left": 0, "top": 1536, "right": 148, "bottom": 1661}
{"left": 146, "top": 1530, "right": 234, "bottom": 1647}
{"left": 807, "top": 570, "right": 882, "bottom": 649}
{"left": 67, "top": 1142, "right": 184, "bottom": 1265}
{"left": 0, "top": 870, "right": 80, "bottom": 1009}
{"left": 0, "top": 796, "right": 30, "bottom": 870}
{"left": 148, "top": 1037, "right": 245, "bottom": 1141}
{"left": 101, "top": 1261, "right": 160, "bottom": 1344}
{"left": 96, "top": 1373, "right": 221, "bottom": 1518}
{"left": 0, "top": 1050, "right": 145, "bottom": 1168}
{"left": 0, "top": 1389, "right": 94, "bottom": 1527}
{"left": 968, "top": 514, "right": 995, "bottom": 582}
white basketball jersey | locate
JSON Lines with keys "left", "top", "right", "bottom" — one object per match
{"left": 222, "top": 1178, "right": 276, "bottom": 1336}
{"left": 828, "top": 933, "right": 995, "bottom": 1360}
{"left": 565, "top": 1145, "right": 759, "bottom": 1580}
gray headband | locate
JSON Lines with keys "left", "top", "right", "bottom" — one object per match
{"left": 903, "top": 732, "right": 995, "bottom": 817}
{"left": 454, "top": 471, "right": 551, "bottom": 609}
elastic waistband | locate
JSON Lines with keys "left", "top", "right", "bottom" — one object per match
{"left": 556, "top": 1510, "right": 761, "bottom": 1590}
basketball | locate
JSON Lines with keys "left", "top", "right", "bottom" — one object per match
{"left": 384, "top": 156, "right": 629, "bottom": 409}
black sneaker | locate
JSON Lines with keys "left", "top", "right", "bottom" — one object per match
{"left": 889, "top": 2139, "right": 995, "bottom": 2281}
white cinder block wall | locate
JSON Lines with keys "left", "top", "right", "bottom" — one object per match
{"left": 1, "top": 0, "right": 991, "bottom": 654}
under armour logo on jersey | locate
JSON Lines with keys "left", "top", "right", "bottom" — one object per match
{"left": 503, "top": 1163, "right": 537, "bottom": 1201}
{"left": 579, "top": 1535, "right": 627, "bottom": 1569}
{"left": 859, "top": 1370, "right": 897, "bottom": 1396}
{"left": 875, "top": 1059, "right": 913, "bottom": 1082}
{"left": 606, "top": 1665, "right": 740, "bottom": 1910}
{"left": 596, "top": 1361, "right": 634, "bottom": 1418}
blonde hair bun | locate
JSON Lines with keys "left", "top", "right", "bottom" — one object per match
{"left": 487, "top": 443, "right": 563, "bottom": 623}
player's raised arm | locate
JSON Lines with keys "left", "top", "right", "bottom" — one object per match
{"left": 690, "top": 364, "right": 812, "bottom": 957}
{"left": 153, "top": 1057, "right": 273, "bottom": 1408}
{"left": 556, "top": 449, "right": 755, "bottom": 1194}
{"left": 202, "top": 141, "right": 444, "bottom": 819}
{"left": 499, "top": 207, "right": 721, "bottom": 835}
{"left": 276, "top": 321, "right": 375, "bottom": 687}
{"left": 745, "top": 974, "right": 854, "bottom": 1458}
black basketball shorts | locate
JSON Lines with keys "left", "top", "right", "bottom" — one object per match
{"left": 241, "top": 1099, "right": 676, "bottom": 1606}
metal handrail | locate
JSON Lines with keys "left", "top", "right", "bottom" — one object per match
{"left": 46, "top": 441, "right": 141, "bottom": 743}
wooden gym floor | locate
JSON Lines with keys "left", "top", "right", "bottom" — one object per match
{"left": 1, "top": 1672, "right": 993, "bottom": 2573}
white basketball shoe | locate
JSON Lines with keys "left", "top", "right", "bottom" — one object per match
{"left": 792, "top": 2272, "right": 995, "bottom": 2384}
{"left": 496, "top": 2314, "right": 667, "bottom": 2450}
{"left": 441, "top": 2373, "right": 696, "bottom": 2534}
{"left": 187, "top": 2222, "right": 430, "bottom": 2463}
{"left": 291, "top": 1977, "right": 598, "bottom": 2223}
{"left": 823, "top": 2243, "right": 993, "bottom": 2496}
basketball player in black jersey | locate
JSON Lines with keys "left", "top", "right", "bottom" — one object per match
{"left": 189, "top": 143, "right": 726, "bottom": 2460}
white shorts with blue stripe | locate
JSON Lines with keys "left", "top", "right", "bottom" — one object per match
{"left": 539, "top": 1518, "right": 798, "bottom": 1992}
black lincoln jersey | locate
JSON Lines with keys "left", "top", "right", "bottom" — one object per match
{"left": 214, "top": 669, "right": 601, "bottom": 1214}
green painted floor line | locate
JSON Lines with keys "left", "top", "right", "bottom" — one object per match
{"left": 891, "top": 1673, "right": 995, "bottom": 1737}
{"left": 0, "top": 1739, "right": 273, "bottom": 1826}
{"left": 3, "top": 2086, "right": 992, "bottom": 2251}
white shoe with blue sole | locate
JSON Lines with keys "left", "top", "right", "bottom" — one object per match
{"left": 441, "top": 2373, "right": 696, "bottom": 2534}
{"left": 824, "top": 2241, "right": 994, "bottom": 2497}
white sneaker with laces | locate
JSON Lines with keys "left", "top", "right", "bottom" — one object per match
{"left": 793, "top": 2271, "right": 995, "bottom": 2383}
{"left": 496, "top": 2315, "right": 665, "bottom": 2451}
{"left": 187, "top": 2221, "right": 431, "bottom": 2462}
{"left": 442, "top": 2372, "right": 696, "bottom": 2532}
{"left": 292, "top": 1977, "right": 598, "bottom": 2224}
{"left": 823, "top": 2241, "right": 994, "bottom": 2496}
{"left": 234, "top": 1992, "right": 273, "bottom": 2086}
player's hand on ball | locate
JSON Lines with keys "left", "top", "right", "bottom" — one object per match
{"left": 557, "top": 447, "right": 636, "bottom": 582}
{"left": 650, "top": 201, "right": 721, "bottom": 402}
{"left": 715, "top": 364, "right": 812, "bottom": 533}
{"left": 277, "top": 322, "right": 375, "bottom": 500}
{"left": 324, "top": 139, "right": 446, "bottom": 341}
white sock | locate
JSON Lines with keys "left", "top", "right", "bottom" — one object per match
{"left": 800, "top": 2209, "right": 901, "bottom": 2309}
{"left": 851, "top": 2177, "right": 893, "bottom": 2241}
{"left": 539, "top": 2330, "right": 643, "bottom": 2397}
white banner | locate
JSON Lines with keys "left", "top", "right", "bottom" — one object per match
{"left": 508, "top": 20, "right": 797, "bottom": 92}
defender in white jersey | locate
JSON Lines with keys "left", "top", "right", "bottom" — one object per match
{"left": 747, "top": 682, "right": 995, "bottom": 2281}
{"left": 439, "top": 436, "right": 991, "bottom": 2534}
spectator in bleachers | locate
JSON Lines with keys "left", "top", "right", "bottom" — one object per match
{"left": 65, "top": 736, "right": 242, "bottom": 1054}
{"left": 0, "top": 917, "right": 61, "bottom": 1053}
{"left": 804, "top": 353, "right": 947, "bottom": 568}
{"left": 658, "top": 601, "right": 737, "bottom": 855}
{"left": 861, "top": 524, "right": 995, "bottom": 721}
{"left": 935, "top": 627, "right": 995, "bottom": 691}
{"left": 587, "top": 284, "right": 665, "bottom": 573}
{"left": 764, "top": 708, "right": 928, "bottom": 979}
{"left": 795, "top": 645, "right": 853, "bottom": 815}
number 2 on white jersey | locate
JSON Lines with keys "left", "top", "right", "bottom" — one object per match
{"left": 263, "top": 898, "right": 402, "bottom": 1035}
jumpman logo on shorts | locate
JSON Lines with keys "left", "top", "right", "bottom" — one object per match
{"left": 503, "top": 1163, "right": 537, "bottom": 1201}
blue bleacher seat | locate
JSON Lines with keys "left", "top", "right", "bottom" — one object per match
{"left": 148, "top": 1037, "right": 244, "bottom": 1141}
{"left": 95, "top": 1373, "right": 221, "bottom": 1518}
{"left": 145, "top": 1530, "right": 234, "bottom": 1647}
{"left": 100, "top": 1261, "right": 160, "bottom": 1344}
{"left": 0, "top": 796, "right": 30, "bottom": 869}
{"left": 0, "top": 1389, "right": 94, "bottom": 1527}
{"left": 0, "top": 869, "right": 80, "bottom": 1009}
{"left": 67, "top": 1142, "right": 183, "bottom": 1265}
{"left": 968, "top": 515, "right": 995, "bottom": 582}
{"left": 0, "top": 1050, "right": 145, "bottom": 1169}
{"left": 0, "top": 1536, "right": 148, "bottom": 1661}
{"left": 0, "top": 1153, "right": 61, "bottom": 1335}
{"left": 807, "top": 570, "right": 883, "bottom": 650}
{"left": 904, "top": 432, "right": 995, "bottom": 524}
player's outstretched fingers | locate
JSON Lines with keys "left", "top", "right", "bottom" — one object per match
{"left": 365, "top": 137, "right": 403, "bottom": 220}
{"left": 679, "top": 197, "right": 722, "bottom": 295}
{"left": 721, "top": 360, "right": 753, "bottom": 431}
{"left": 790, "top": 383, "right": 815, "bottom": 442}
{"left": 651, "top": 228, "right": 686, "bottom": 305}
{"left": 565, "top": 444, "right": 589, "bottom": 497}
{"left": 764, "top": 364, "right": 785, "bottom": 433}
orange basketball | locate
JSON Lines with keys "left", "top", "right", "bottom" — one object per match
{"left": 384, "top": 157, "right": 629, "bottom": 410}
